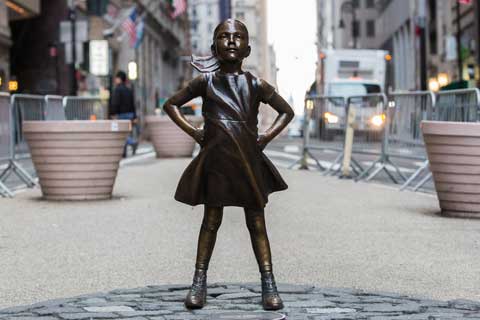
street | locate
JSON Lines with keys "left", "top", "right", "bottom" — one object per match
{"left": 1, "top": 152, "right": 479, "bottom": 310}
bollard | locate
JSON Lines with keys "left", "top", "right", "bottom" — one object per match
{"left": 341, "top": 106, "right": 356, "bottom": 178}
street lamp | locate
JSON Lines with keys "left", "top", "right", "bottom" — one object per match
{"left": 338, "top": 1, "right": 358, "bottom": 49}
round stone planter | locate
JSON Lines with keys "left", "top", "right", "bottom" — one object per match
{"left": 422, "top": 120, "right": 480, "bottom": 218}
{"left": 146, "top": 115, "right": 203, "bottom": 158}
{"left": 23, "top": 120, "right": 131, "bottom": 201}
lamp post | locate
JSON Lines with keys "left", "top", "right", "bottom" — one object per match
{"left": 338, "top": 1, "right": 358, "bottom": 49}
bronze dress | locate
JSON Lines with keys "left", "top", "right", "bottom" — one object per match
{"left": 174, "top": 71, "right": 288, "bottom": 210}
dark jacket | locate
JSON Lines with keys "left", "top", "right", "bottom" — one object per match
{"left": 110, "top": 83, "right": 136, "bottom": 117}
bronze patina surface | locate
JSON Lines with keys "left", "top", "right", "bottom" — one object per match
{"left": 163, "top": 19, "right": 294, "bottom": 311}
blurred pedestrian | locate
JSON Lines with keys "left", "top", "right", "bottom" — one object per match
{"left": 110, "top": 70, "right": 138, "bottom": 157}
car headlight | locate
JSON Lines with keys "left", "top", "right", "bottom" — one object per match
{"left": 370, "top": 114, "right": 385, "bottom": 127}
{"left": 324, "top": 112, "right": 339, "bottom": 124}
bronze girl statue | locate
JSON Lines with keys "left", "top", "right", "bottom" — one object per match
{"left": 163, "top": 19, "right": 294, "bottom": 311}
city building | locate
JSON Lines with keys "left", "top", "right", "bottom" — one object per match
{"left": 316, "top": 0, "right": 480, "bottom": 91}
{"left": 1, "top": 0, "right": 191, "bottom": 128}
{"left": 188, "top": 0, "right": 221, "bottom": 56}
{"left": 231, "top": 0, "right": 277, "bottom": 130}
{"left": 0, "top": 0, "right": 42, "bottom": 92}
{"left": 334, "top": 0, "right": 378, "bottom": 50}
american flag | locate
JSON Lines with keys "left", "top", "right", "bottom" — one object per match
{"left": 171, "top": 0, "right": 187, "bottom": 19}
{"left": 122, "top": 7, "right": 137, "bottom": 47}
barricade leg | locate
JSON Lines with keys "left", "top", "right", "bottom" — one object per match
{"left": 355, "top": 159, "right": 379, "bottom": 181}
{"left": 412, "top": 172, "right": 433, "bottom": 192}
{"left": 322, "top": 153, "right": 342, "bottom": 176}
{"left": 399, "top": 160, "right": 429, "bottom": 191}
{"left": 0, "top": 179, "right": 14, "bottom": 197}
{"left": 289, "top": 148, "right": 325, "bottom": 171}
{"left": 0, "top": 160, "right": 36, "bottom": 188}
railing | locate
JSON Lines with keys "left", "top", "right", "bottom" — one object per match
{"left": 63, "top": 96, "right": 107, "bottom": 120}
{"left": 0, "top": 92, "right": 13, "bottom": 197}
{"left": 297, "top": 88, "right": 480, "bottom": 192}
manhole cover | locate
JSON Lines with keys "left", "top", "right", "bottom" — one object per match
{"left": 208, "top": 312, "right": 286, "bottom": 320}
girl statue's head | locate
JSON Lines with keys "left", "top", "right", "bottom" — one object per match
{"left": 191, "top": 19, "right": 250, "bottom": 73}
{"left": 211, "top": 19, "right": 251, "bottom": 63}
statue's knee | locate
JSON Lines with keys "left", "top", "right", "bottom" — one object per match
{"left": 202, "top": 217, "right": 222, "bottom": 233}
{"left": 246, "top": 215, "right": 264, "bottom": 234}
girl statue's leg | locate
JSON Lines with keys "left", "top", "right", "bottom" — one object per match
{"left": 185, "top": 206, "right": 223, "bottom": 309}
{"left": 244, "top": 208, "right": 284, "bottom": 310}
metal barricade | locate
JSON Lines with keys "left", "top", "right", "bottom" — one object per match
{"left": 435, "top": 88, "right": 480, "bottom": 121}
{"left": 0, "top": 94, "right": 39, "bottom": 191}
{"left": 63, "top": 96, "right": 108, "bottom": 120}
{"left": 328, "top": 94, "right": 391, "bottom": 178}
{"left": 44, "top": 95, "right": 66, "bottom": 120}
{"left": 380, "top": 91, "right": 436, "bottom": 190}
{"left": 290, "top": 96, "right": 346, "bottom": 171}
{"left": 0, "top": 92, "right": 13, "bottom": 197}
{"left": 11, "top": 94, "right": 45, "bottom": 159}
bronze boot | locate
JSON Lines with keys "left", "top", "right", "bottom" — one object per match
{"left": 261, "top": 272, "right": 284, "bottom": 310}
{"left": 185, "top": 269, "right": 207, "bottom": 309}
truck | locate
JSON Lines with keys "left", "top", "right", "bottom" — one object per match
{"left": 315, "top": 49, "right": 390, "bottom": 137}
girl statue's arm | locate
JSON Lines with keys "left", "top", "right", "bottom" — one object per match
{"left": 258, "top": 92, "right": 295, "bottom": 149}
{"left": 163, "top": 87, "right": 204, "bottom": 145}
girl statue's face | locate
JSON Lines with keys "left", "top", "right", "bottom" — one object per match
{"left": 212, "top": 20, "right": 251, "bottom": 63}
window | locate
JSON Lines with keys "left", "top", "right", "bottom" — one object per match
{"left": 352, "top": 20, "right": 360, "bottom": 38}
{"left": 351, "top": 0, "right": 360, "bottom": 8}
{"left": 207, "top": 4, "right": 212, "bottom": 16}
{"left": 236, "top": 11, "right": 245, "bottom": 20}
{"left": 366, "top": 20, "right": 375, "bottom": 37}
{"left": 366, "top": 0, "right": 375, "bottom": 8}
{"left": 190, "top": 21, "right": 198, "bottom": 32}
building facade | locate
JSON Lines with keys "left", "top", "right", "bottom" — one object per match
{"left": 0, "top": 0, "right": 42, "bottom": 92}
{"left": 316, "top": 0, "right": 480, "bottom": 91}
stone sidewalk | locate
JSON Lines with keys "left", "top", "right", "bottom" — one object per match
{"left": 1, "top": 284, "right": 480, "bottom": 319}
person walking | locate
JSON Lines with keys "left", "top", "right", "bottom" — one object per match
{"left": 110, "top": 70, "right": 138, "bottom": 157}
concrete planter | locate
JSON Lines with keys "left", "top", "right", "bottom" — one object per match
{"left": 422, "top": 120, "right": 480, "bottom": 218}
{"left": 146, "top": 115, "right": 203, "bottom": 158}
{"left": 23, "top": 120, "right": 131, "bottom": 201}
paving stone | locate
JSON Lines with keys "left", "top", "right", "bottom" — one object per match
{"left": 285, "top": 300, "right": 336, "bottom": 308}
{"left": 207, "top": 288, "right": 245, "bottom": 297}
{"left": 77, "top": 298, "right": 108, "bottom": 306}
{"left": 36, "top": 307, "right": 85, "bottom": 315}
{"left": 108, "top": 295, "right": 142, "bottom": 302}
{"left": 58, "top": 312, "right": 118, "bottom": 319}
{"left": 362, "top": 303, "right": 421, "bottom": 313}
{"left": 109, "top": 288, "right": 157, "bottom": 295}
{"left": 311, "top": 314, "right": 358, "bottom": 320}
{"left": 115, "top": 310, "right": 173, "bottom": 317}
{"left": 84, "top": 306, "right": 135, "bottom": 312}
{"left": 305, "top": 307, "right": 356, "bottom": 314}
{"left": 2, "top": 317, "right": 58, "bottom": 320}
{"left": 0, "top": 306, "right": 38, "bottom": 315}
{"left": 215, "top": 292, "right": 261, "bottom": 300}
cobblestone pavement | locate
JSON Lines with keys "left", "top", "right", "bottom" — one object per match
{"left": 1, "top": 284, "right": 479, "bottom": 320}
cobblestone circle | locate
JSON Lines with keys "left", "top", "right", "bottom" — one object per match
{"left": 1, "top": 284, "right": 479, "bottom": 320}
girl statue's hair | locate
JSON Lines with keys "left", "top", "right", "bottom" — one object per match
{"left": 191, "top": 19, "right": 248, "bottom": 73}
